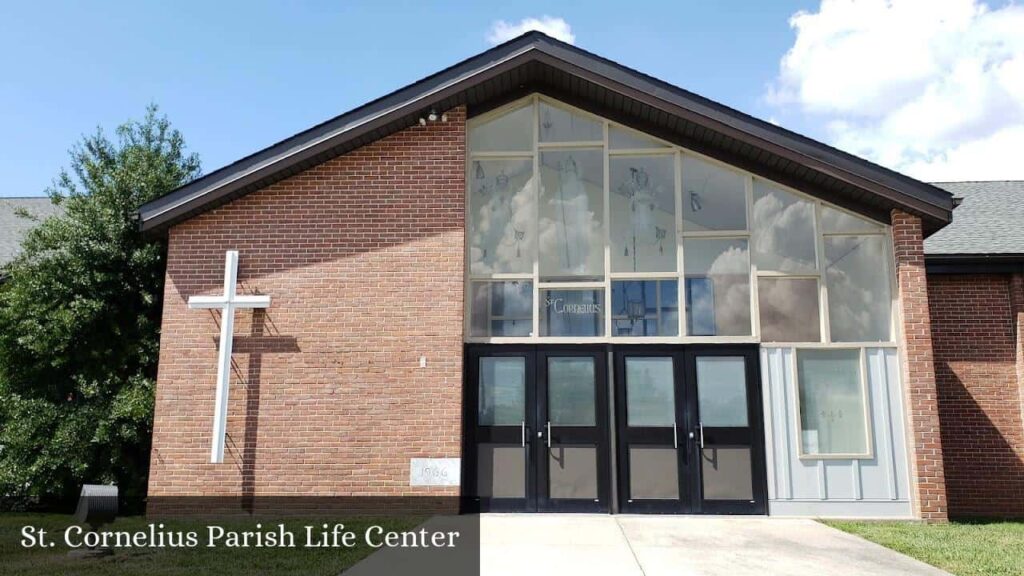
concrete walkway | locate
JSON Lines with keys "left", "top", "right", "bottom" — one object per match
{"left": 480, "top": 515, "right": 951, "bottom": 576}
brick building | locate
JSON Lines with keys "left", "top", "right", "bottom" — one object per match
{"left": 137, "top": 33, "right": 1022, "bottom": 520}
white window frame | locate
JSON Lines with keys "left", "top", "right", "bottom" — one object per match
{"left": 464, "top": 94, "right": 898, "bottom": 348}
{"left": 792, "top": 347, "right": 875, "bottom": 460}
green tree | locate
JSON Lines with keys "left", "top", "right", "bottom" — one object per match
{"left": 0, "top": 106, "right": 200, "bottom": 510}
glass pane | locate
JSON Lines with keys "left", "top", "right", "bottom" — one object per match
{"left": 684, "top": 238, "right": 751, "bottom": 336}
{"left": 757, "top": 277, "right": 821, "bottom": 342}
{"left": 611, "top": 280, "right": 679, "bottom": 337}
{"left": 540, "top": 289, "right": 605, "bottom": 337}
{"left": 538, "top": 102, "right": 602, "bottom": 142}
{"left": 797, "top": 349, "right": 869, "bottom": 455}
{"left": 469, "top": 158, "right": 535, "bottom": 274}
{"left": 609, "top": 126, "right": 668, "bottom": 149}
{"left": 469, "top": 104, "right": 533, "bottom": 152}
{"left": 477, "top": 444, "right": 525, "bottom": 498}
{"left": 681, "top": 156, "right": 747, "bottom": 231}
{"left": 629, "top": 447, "right": 679, "bottom": 499}
{"left": 825, "top": 236, "right": 892, "bottom": 342}
{"left": 548, "top": 357, "right": 596, "bottom": 426}
{"left": 821, "top": 205, "right": 884, "bottom": 234}
{"left": 478, "top": 357, "right": 525, "bottom": 425}
{"left": 696, "top": 357, "right": 748, "bottom": 427}
{"left": 610, "top": 155, "right": 677, "bottom": 273}
{"left": 549, "top": 446, "right": 598, "bottom": 499}
{"left": 625, "top": 357, "right": 675, "bottom": 426}
{"left": 539, "top": 150, "right": 605, "bottom": 280}
{"left": 752, "top": 180, "right": 817, "bottom": 273}
{"left": 470, "top": 281, "right": 533, "bottom": 337}
{"left": 701, "top": 447, "right": 753, "bottom": 500}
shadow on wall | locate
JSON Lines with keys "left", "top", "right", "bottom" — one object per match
{"left": 215, "top": 308, "right": 300, "bottom": 506}
{"left": 935, "top": 363, "right": 1024, "bottom": 519}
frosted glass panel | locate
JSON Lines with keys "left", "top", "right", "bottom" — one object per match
{"left": 758, "top": 277, "right": 821, "bottom": 342}
{"left": 469, "top": 158, "right": 535, "bottom": 274}
{"left": 752, "top": 180, "right": 817, "bottom": 273}
{"left": 684, "top": 238, "right": 751, "bottom": 336}
{"left": 549, "top": 446, "right": 598, "bottom": 499}
{"left": 611, "top": 280, "right": 679, "bottom": 337}
{"left": 696, "top": 357, "right": 748, "bottom": 427}
{"left": 826, "top": 236, "right": 892, "bottom": 342}
{"left": 610, "top": 155, "right": 677, "bottom": 273}
{"left": 681, "top": 156, "right": 747, "bottom": 231}
{"left": 539, "top": 150, "right": 605, "bottom": 280}
{"left": 625, "top": 357, "right": 675, "bottom": 426}
{"left": 629, "top": 447, "right": 679, "bottom": 499}
{"left": 478, "top": 357, "right": 525, "bottom": 425}
{"left": 797, "top": 349, "right": 869, "bottom": 455}
{"left": 548, "top": 357, "right": 596, "bottom": 426}
{"left": 470, "top": 281, "right": 533, "bottom": 337}
{"left": 609, "top": 126, "right": 668, "bottom": 149}
{"left": 821, "top": 205, "right": 883, "bottom": 233}
{"left": 702, "top": 447, "right": 753, "bottom": 500}
{"left": 538, "top": 102, "right": 603, "bottom": 142}
{"left": 477, "top": 444, "right": 525, "bottom": 498}
{"left": 469, "top": 104, "right": 533, "bottom": 151}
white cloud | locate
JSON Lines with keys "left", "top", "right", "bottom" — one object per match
{"left": 767, "top": 0, "right": 1024, "bottom": 181}
{"left": 486, "top": 16, "right": 575, "bottom": 46}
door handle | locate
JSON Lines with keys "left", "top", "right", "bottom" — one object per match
{"left": 673, "top": 422, "right": 678, "bottom": 449}
{"left": 521, "top": 420, "right": 526, "bottom": 447}
{"left": 546, "top": 421, "right": 552, "bottom": 449}
{"left": 699, "top": 421, "right": 705, "bottom": 449}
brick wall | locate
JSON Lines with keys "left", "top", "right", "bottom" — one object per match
{"left": 892, "top": 210, "right": 948, "bottom": 522}
{"left": 929, "top": 273, "right": 1024, "bottom": 517}
{"left": 147, "top": 108, "right": 466, "bottom": 500}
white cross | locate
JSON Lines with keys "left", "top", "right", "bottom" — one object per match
{"left": 188, "top": 250, "right": 271, "bottom": 463}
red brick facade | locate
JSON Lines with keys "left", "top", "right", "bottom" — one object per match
{"left": 892, "top": 210, "right": 949, "bottom": 522}
{"left": 929, "top": 273, "right": 1024, "bottom": 517}
{"left": 147, "top": 108, "right": 467, "bottom": 499}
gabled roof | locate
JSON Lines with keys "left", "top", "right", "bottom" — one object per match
{"left": 138, "top": 31, "right": 954, "bottom": 234}
{"left": 925, "top": 181, "right": 1024, "bottom": 268}
{"left": 0, "top": 197, "right": 62, "bottom": 268}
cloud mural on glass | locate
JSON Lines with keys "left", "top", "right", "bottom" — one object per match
{"left": 752, "top": 180, "right": 817, "bottom": 273}
{"left": 825, "top": 235, "right": 892, "bottom": 342}
{"left": 610, "top": 155, "right": 676, "bottom": 273}
{"left": 538, "top": 150, "right": 604, "bottom": 280}
{"left": 469, "top": 158, "right": 536, "bottom": 274}
{"left": 684, "top": 238, "right": 751, "bottom": 336}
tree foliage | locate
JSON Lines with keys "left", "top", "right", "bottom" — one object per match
{"left": 0, "top": 106, "right": 200, "bottom": 510}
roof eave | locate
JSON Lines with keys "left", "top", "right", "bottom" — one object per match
{"left": 138, "top": 32, "right": 954, "bottom": 234}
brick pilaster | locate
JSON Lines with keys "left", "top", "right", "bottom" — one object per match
{"left": 1012, "top": 273, "right": 1024, "bottom": 451}
{"left": 892, "top": 210, "right": 948, "bottom": 522}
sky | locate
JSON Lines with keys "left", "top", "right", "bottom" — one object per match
{"left": 2, "top": 0, "right": 1022, "bottom": 198}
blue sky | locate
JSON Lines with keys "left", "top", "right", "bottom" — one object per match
{"left": 2, "top": 1, "right": 1022, "bottom": 198}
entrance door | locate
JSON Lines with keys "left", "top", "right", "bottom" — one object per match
{"left": 686, "top": 347, "right": 767, "bottom": 514}
{"left": 614, "top": 345, "right": 766, "bottom": 514}
{"left": 615, "top": 347, "right": 689, "bottom": 513}
{"left": 464, "top": 345, "right": 610, "bottom": 512}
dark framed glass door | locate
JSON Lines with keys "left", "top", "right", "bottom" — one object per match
{"left": 614, "top": 345, "right": 767, "bottom": 515}
{"left": 614, "top": 347, "right": 689, "bottom": 513}
{"left": 464, "top": 345, "right": 610, "bottom": 513}
{"left": 685, "top": 346, "right": 767, "bottom": 514}
{"left": 537, "top": 347, "right": 609, "bottom": 512}
{"left": 464, "top": 346, "right": 536, "bottom": 512}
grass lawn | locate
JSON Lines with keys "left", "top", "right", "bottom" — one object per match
{"left": 0, "top": 513, "right": 423, "bottom": 576}
{"left": 825, "top": 519, "right": 1024, "bottom": 576}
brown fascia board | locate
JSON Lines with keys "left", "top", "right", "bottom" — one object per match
{"left": 138, "top": 31, "right": 954, "bottom": 234}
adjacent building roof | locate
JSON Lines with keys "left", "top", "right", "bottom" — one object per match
{"left": 0, "top": 197, "right": 62, "bottom": 268}
{"left": 138, "top": 31, "right": 954, "bottom": 234}
{"left": 925, "top": 181, "right": 1024, "bottom": 271}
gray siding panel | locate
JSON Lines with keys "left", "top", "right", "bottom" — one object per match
{"left": 760, "top": 347, "right": 912, "bottom": 518}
